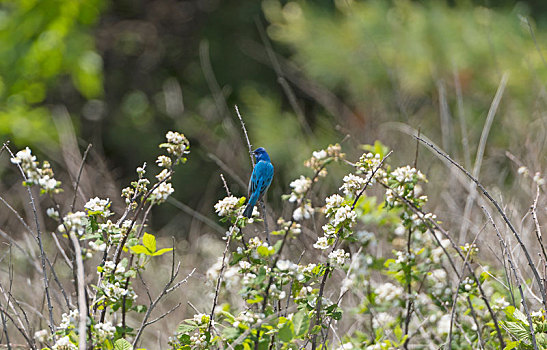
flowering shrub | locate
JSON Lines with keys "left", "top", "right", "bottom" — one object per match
{"left": 1, "top": 132, "right": 545, "bottom": 349}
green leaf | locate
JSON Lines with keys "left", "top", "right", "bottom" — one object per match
{"left": 114, "top": 339, "right": 133, "bottom": 350}
{"left": 177, "top": 321, "right": 198, "bottom": 334}
{"left": 278, "top": 321, "right": 293, "bottom": 342}
{"left": 512, "top": 309, "right": 528, "bottom": 324}
{"left": 152, "top": 248, "right": 173, "bottom": 256}
{"left": 504, "top": 321, "right": 531, "bottom": 344}
{"left": 130, "top": 245, "right": 151, "bottom": 256}
{"left": 142, "top": 232, "right": 156, "bottom": 253}
{"left": 293, "top": 310, "right": 309, "bottom": 338}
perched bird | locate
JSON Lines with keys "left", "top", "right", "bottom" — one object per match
{"left": 243, "top": 147, "right": 274, "bottom": 218}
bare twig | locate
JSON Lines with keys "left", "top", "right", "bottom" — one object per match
{"left": 235, "top": 105, "right": 255, "bottom": 167}
{"left": 208, "top": 230, "right": 232, "bottom": 333}
{"left": 133, "top": 264, "right": 195, "bottom": 347}
{"left": 483, "top": 207, "right": 538, "bottom": 350}
{"left": 417, "top": 135, "right": 547, "bottom": 307}
{"left": 4, "top": 145, "right": 55, "bottom": 334}
{"left": 447, "top": 226, "right": 485, "bottom": 349}
{"left": 71, "top": 143, "right": 92, "bottom": 212}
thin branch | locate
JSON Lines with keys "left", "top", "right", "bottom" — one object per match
{"left": 4, "top": 145, "right": 55, "bottom": 334}
{"left": 71, "top": 143, "right": 92, "bottom": 212}
{"left": 482, "top": 207, "right": 538, "bottom": 350}
{"left": 234, "top": 105, "right": 254, "bottom": 167}
{"left": 133, "top": 266, "right": 195, "bottom": 347}
{"left": 417, "top": 135, "right": 547, "bottom": 307}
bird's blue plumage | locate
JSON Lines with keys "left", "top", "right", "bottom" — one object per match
{"left": 243, "top": 147, "right": 274, "bottom": 218}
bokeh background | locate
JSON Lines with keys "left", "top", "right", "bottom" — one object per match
{"left": 1, "top": 0, "right": 547, "bottom": 347}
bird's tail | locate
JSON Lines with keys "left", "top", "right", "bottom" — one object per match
{"left": 242, "top": 203, "right": 254, "bottom": 218}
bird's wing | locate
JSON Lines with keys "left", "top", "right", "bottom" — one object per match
{"left": 248, "top": 161, "right": 274, "bottom": 201}
{"left": 257, "top": 162, "right": 274, "bottom": 198}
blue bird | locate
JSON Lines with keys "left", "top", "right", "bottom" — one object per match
{"left": 243, "top": 147, "right": 274, "bottom": 218}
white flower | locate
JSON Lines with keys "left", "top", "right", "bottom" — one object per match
{"left": 325, "top": 194, "right": 344, "bottom": 212}
{"left": 38, "top": 176, "right": 57, "bottom": 190}
{"left": 328, "top": 249, "right": 349, "bottom": 266}
{"left": 150, "top": 182, "right": 174, "bottom": 203}
{"left": 84, "top": 197, "right": 111, "bottom": 217}
{"left": 293, "top": 203, "right": 313, "bottom": 221}
{"left": 313, "top": 236, "right": 330, "bottom": 250}
{"left": 214, "top": 196, "right": 240, "bottom": 216}
{"left": 518, "top": 166, "right": 529, "bottom": 176}
{"left": 375, "top": 282, "right": 403, "bottom": 304}
{"left": 372, "top": 312, "right": 395, "bottom": 329}
{"left": 34, "top": 329, "right": 47, "bottom": 342}
{"left": 336, "top": 343, "right": 354, "bottom": 350}
{"left": 493, "top": 297, "right": 510, "bottom": 311}
{"left": 52, "top": 335, "right": 77, "bottom": 350}
{"left": 193, "top": 313, "right": 208, "bottom": 324}
{"left": 89, "top": 240, "right": 106, "bottom": 252}
{"left": 156, "top": 169, "right": 171, "bottom": 181}
{"left": 333, "top": 205, "right": 356, "bottom": 226}
{"left": 156, "top": 155, "right": 172, "bottom": 168}
{"left": 276, "top": 259, "right": 297, "bottom": 271}
{"left": 437, "top": 314, "right": 452, "bottom": 334}
{"left": 534, "top": 172, "right": 545, "bottom": 186}
{"left": 46, "top": 208, "right": 59, "bottom": 219}
{"left": 239, "top": 261, "right": 251, "bottom": 269}
{"left": 11, "top": 147, "right": 36, "bottom": 164}
{"left": 312, "top": 150, "right": 327, "bottom": 160}
{"left": 58, "top": 211, "right": 87, "bottom": 237}
{"left": 94, "top": 322, "right": 116, "bottom": 342}
{"left": 340, "top": 173, "right": 366, "bottom": 197}
{"left": 289, "top": 176, "right": 312, "bottom": 202}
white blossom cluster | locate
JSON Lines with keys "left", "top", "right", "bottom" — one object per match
{"left": 288, "top": 175, "right": 312, "bottom": 202}
{"left": 189, "top": 332, "right": 207, "bottom": 349}
{"left": 277, "top": 218, "right": 302, "bottom": 235}
{"left": 84, "top": 197, "right": 112, "bottom": 217}
{"left": 372, "top": 312, "right": 395, "bottom": 329}
{"left": 58, "top": 309, "right": 79, "bottom": 332}
{"left": 150, "top": 182, "right": 174, "bottom": 203}
{"left": 99, "top": 280, "right": 137, "bottom": 303}
{"left": 395, "top": 250, "right": 415, "bottom": 264}
{"left": 385, "top": 165, "right": 428, "bottom": 206}
{"left": 206, "top": 257, "right": 239, "bottom": 289}
{"left": 533, "top": 172, "right": 546, "bottom": 186}
{"left": 193, "top": 313, "right": 210, "bottom": 325}
{"left": 10, "top": 147, "right": 60, "bottom": 193}
{"left": 214, "top": 196, "right": 240, "bottom": 217}
{"left": 374, "top": 282, "right": 404, "bottom": 304}
{"left": 57, "top": 211, "right": 87, "bottom": 237}
{"left": 93, "top": 322, "right": 116, "bottom": 343}
{"left": 293, "top": 202, "right": 313, "bottom": 221}
{"left": 328, "top": 248, "right": 350, "bottom": 266}
{"left": 232, "top": 310, "right": 265, "bottom": 328}
{"left": 52, "top": 335, "right": 77, "bottom": 350}
{"left": 492, "top": 296, "right": 510, "bottom": 311}
{"left": 163, "top": 131, "right": 190, "bottom": 158}
{"left": 339, "top": 173, "right": 366, "bottom": 197}
{"left": 156, "top": 155, "right": 172, "bottom": 168}
{"left": 34, "top": 329, "right": 48, "bottom": 342}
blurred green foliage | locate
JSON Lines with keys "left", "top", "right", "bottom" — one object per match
{"left": 0, "top": 0, "right": 103, "bottom": 148}
{"left": 2, "top": 0, "right": 547, "bottom": 227}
